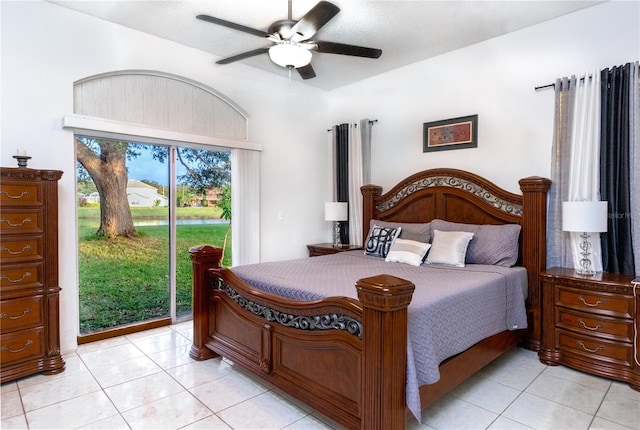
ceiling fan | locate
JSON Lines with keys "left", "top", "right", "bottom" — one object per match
{"left": 196, "top": 1, "right": 382, "bottom": 80}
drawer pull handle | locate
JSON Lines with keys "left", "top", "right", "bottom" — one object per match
{"left": 0, "top": 218, "right": 31, "bottom": 227}
{"left": 0, "top": 190, "right": 30, "bottom": 200}
{"left": 577, "top": 319, "right": 603, "bottom": 331}
{"left": 0, "top": 340, "right": 33, "bottom": 353}
{"left": 0, "top": 245, "right": 31, "bottom": 255}
{"left": 577, "top": 296, "right": 604, "bottom": 307}
{"left": 0, "top": 308, "right": 33, "bottom": 320}
{"left": 577, "top": 341, "right": 604, "bottom": 354}
{"left": 0, "top": 272, "right": 32, "bottom": 283}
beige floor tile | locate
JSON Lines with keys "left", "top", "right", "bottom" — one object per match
{"left": 90, "top": 355, "right": 163, "bottom": 388}
{"left": 189, "top": 369, "right": 269, "bottom": 412}
{"left": 525, "top": 373, "right": 607, "bottom": 414}
{"left": 121, "top": 390, "right": 212, "bottom": 429}
{"left": 180, "top": 414, "right": 232, "bottom": 429}
{"left": 608, "top": 380, "right": 640, "bottom": 401}
{"left": 104, "top": 371, "right": 185, "bottom": 412}
{"left": 217, "top": 390, "right": 308, "bottom": 429}
{"left": 20, "top": 370, "right": 101, "bottom": 412}
{"left": 590, "top": 416, "right": 637, "bottom": 430}
{"left": 476, "top": 359, "right": 542, "bottom": 391}
{"left": 132, "top": 330, "right": 191, "bottom": 355}
{"left": 541, "top": 365, "right": 612, "bottom": 392}
{"left": 76, "top": 335, "right": 130, "bottom": 355}
{"left": 79, "top": 342, "right": 145, "bottom": 371}
{"left": 281, "top": 412, "right": 337, "bottom": 429}
{"left": 503, "top": 392, "right": 593, "bottom": 429}
{"left": 1, "top": 389, "right": 23, "bottom": 419}
{"left": 422, "top": 395, "right": 499, "bottom": 429}
{"left": 25, "top": 390, "right": 118, "bottom": 429}
{"left": 147, "top": 344, "right": 196, "bottom": 370}
{"left": 166, "top": 358, "right": 233, "bottom": 389}
{"left": 0, "top": 413, "right": 28, "bottom": 429}
{"left": 487, "top": 415, "right": 534, "bottom": 429}
{"left": 0, "top": 381, "right": 18, "bottom": 394}
{"left": 78, "top": 413, "right": 131, "bottom": 429}
{"left": 451, "top": 374, "right": 522, "bottom": 414}
{"left": 596, "top": 391, "right": 640, "bottom": 429}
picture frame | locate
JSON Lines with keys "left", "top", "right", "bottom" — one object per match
{"left": 423, "top": 114, "right": 478, "bottom": 153}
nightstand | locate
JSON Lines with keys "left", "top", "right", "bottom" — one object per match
{"left": 307, "top": 243, "right": 362, "bottom": 257}
{"left": 539, "top": 267, "right": 639, "bottom": 391}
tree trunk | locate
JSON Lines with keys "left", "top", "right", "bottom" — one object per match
{"left": 76, "top": 139, "right": 135, "bottom": 238}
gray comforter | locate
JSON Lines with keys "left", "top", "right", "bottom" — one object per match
{"left": 232, "top": 250, "right": 528, "bottom": 420}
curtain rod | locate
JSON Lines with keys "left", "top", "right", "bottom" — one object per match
{"left": 534, "top": 76, "right": 589, "bottom": 92}
{"left": 327, "top": 119, "right": 378, "bottom": 132}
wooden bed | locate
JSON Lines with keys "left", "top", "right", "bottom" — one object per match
{"left": 189, "top": 168, "right": 550, "bottom": 429}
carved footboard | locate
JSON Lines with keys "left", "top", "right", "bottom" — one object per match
{"left": 190, "top": 245, "right": 415, "bottom": 430}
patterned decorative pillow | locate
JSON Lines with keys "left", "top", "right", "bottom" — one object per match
{"left": 425, "top": 230, "right": 474, "bottom": 267}
{"left": 369, "top": 219, "right": 431, "bottom": 243}
{"left": 385, "top": 238, "right": 431, "bottom": 266}
{"left": 364, "top": 225, "right": 401, "bottom": 258}
{"left": 430, "top": 219, "right": 521, "bottom": 267}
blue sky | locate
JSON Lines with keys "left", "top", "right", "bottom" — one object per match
{"left": 126, "top": 145, "right": 186, "bottom": 185}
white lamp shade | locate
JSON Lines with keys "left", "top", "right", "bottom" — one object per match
{"left": 268, "top": 43, "right": 312, "bottom": 68}
{"left": 562, "top": 201, "right": 608, "bottom": 233}
{"left": 324, "top": 202, "right": 348, "bottom": 221}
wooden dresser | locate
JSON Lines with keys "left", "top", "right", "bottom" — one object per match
{"left": 0, "top": 167, "right": 64, "bottom": 383}
{"left": 539, "top": 267, "right": 639, "bottom": 390}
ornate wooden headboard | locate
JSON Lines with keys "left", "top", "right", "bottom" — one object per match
{"left": 361, "top": 168, "right": 551, "bottom": 350}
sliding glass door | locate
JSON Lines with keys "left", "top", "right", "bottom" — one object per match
{"left": 76, "top": 137, "right": 230, "bottom": 338}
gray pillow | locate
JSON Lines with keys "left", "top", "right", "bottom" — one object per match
{"left": 430, "top": 219, "right": 521, "bottom": 267}
{"left": 369, "top": 219, "right": 431, "bottom": 243}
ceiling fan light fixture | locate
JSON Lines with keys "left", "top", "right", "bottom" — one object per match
{"left": 268, "top": 42, "right": 312, "bottom": 69}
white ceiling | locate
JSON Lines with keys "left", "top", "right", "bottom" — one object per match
{"left": 50, "top": 0, "right": 602, "bottom": 90}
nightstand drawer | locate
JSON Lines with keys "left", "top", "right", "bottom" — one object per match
{"left": 556, "top": 287, "right": 633, "bottom": 318}
{"left": 556, "top": 308, "right": 633, "bottom": 343}
{"left": 0, "top": 209, "right": 43, "bottom": 235}
{"left": 557, "top": 330, "right": 633, "bottom": 368}
{"left": 0, "top": 327, "right": 44, "bottom": 364}
{"left": 0, "top": 237, "right": 43, "bottom": 263}
{"left": 0, "top": 296, "right": 44, "bottom": 332}
{"left": 0, "top": 182, "right": 42, "bottom": 206}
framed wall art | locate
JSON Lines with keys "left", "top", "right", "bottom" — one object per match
{"left": 423, "top": 114, "right": 478, "bottom": 153}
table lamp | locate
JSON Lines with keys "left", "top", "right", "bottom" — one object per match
{"left": 562, "top": 201, "right": 608, "bottom": 275}
{"left": 324, "top": 202, "right": 348, "bottom": 248}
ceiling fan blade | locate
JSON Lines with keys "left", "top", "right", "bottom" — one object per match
{"left": 197, "top": 14, "right": 271, "bottom": 38}
{"left": 216, "top": 47, "right": 270, "bottom": 64}
{"left": 314, "top": 41, "right": 382, "bottom": 58}
{"left": 290, "top": 1, "right": 340, "bottom": 41}
{"left": 297, "top": 64, "right": 316, "bottom": 80}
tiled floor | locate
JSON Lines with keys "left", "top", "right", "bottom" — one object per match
{"left": 1, "top": 321, "right": 638, "bottom": 429}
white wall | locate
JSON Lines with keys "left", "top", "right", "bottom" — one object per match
{"left": 328, "top": 1, "right": 640, "bottom": 194}
{"left": 1, "top": 1, "right": 330, "bottom": 353}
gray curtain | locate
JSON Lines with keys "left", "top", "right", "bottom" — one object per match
{"left": 360, "top": 119, "right": 372, "bottom": 185}
{"left": 547, "top": 77, "right": 576, "bottom": 268}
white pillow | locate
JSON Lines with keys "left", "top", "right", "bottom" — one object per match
{"left": 385, "top": 239, "right": 431, "bottom": 266}
{"left": 425, "top": 230, "right": 474, "bottom": 267}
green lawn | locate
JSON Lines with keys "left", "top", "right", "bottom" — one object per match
{"left": 78, "top": 220, "right": 230, "bottom": 334}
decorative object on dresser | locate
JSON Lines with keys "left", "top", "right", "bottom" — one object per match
{"left": 324, "top": 201, "right": 348, "bottom": 247}
{"left": 0, "top": 167, "right": 65, "bottom": 383}
{"left": 539, "top": 267, "right": 639, "bottom": 391}
{"left": 562, "top": 201, "right": 608, "bottom": 275}
{"left": 307, "top": 242, "right": 361, "bottom": 257}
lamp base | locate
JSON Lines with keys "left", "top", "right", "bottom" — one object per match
{"left": 332, "top": 221, "right": 342, "bottom": 248}
{"left": 576, "top": 231, "right": 596, "bottom": 276}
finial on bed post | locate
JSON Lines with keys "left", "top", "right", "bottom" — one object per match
{"left": 518, "top": 177, "right": 551, "bottom": 351}
{"left": 356, "top": 274, "right": 415, "bottom": 430}
{"left": 189, "top": 245, "right": 223, "bottom": 361}
{"left": 361, "top": 184, "right": 383, "bottom": 244}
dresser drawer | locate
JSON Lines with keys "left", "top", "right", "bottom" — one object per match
{"left": 557, "top": 330, "right": 633, "bottom": 368}
{"left": 0, "top": 262, "right": 43, "bottom": 291}
{"left": 0, "top": 237, "right": 43, "bottom": 263}
{"left": 0, "top": 327, "right": 44, "bottom": 365}
{"left": 0, "top": 182, "right": 42, "bottom": 206}
{"left": 556, "top": 308, "right": 633, "bottom": 343}
{"left": 0, "top": 209, "right": 43, "bottom": 235}
{"left": 556, "top": 287, "right": 633, "bottom": 319}
{"left": 0, "top": 295, "right": 44, "bottom": 332}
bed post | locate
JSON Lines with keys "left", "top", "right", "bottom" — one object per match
{"left": 189, "top": 245, "right": 223, "bottom": 361}
{"left": 518, "top": 177, "right": 551, "bottom": 351}
{"left": 361, "top": 184, "right": 383, "bottom": 243}
{"left": 356, "top": 274, "right": 415, "bottom": 430}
